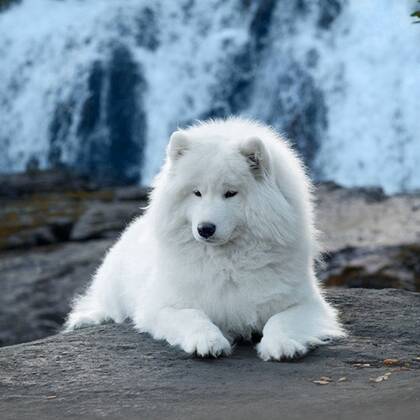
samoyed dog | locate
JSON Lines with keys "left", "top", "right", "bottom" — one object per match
{"left": 65, "top": 117, "right": 344, "bottom": 360}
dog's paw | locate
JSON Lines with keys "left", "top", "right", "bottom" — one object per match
{"left": 182, "top": 328, "right": 232, "bottom": 357}
{"left": 64, "top": 311, "right": 104, "bottom": 332}
{"left": 257, "top": 334, "right": 307, "bottom": 361}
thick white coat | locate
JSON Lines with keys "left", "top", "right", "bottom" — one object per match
{"left": 66, "top": 118, "right": 344, "bottom": 360}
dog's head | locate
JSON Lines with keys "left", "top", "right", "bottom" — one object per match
{"left": 151, "top": 127, "right": 272, "bottom": 246}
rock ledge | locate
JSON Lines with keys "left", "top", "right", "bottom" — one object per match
{"left": 0, "top": 288, "right": 419, "bottom": 420}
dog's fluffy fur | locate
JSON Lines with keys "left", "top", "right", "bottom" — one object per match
{"left": 65, "top": 117, "right": 344, "bottom": 360}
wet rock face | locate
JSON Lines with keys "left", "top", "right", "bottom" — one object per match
{"left": 105, "top": 46, "right": 146, "bottom": 184}
{"left": 0, "top": 0, "right": 20, "bottom": 11}
{"left": 317, "top": 0, "right": 343, "bottom": 29}
{"left": 248, "top": 0, "right": 277, "bottom": 50}
{"left": 50, "top": 45, "right": 147, "bottom": 185}
{"left": 134, "top": 6, "right": 160, "bottom": 51}
{"left": 76, "top": 45, "right": 147, "bottom": 185}
{"left": 199, "top": 0, "right": 326, "bottom": 170}
{"left": 267, "top": 63, "right": 326, "bottom": 169}
{"left": 197, "top": 0, "right": 278, "bottom": 121}
{"left": 70, "top": 201, "right": 142, "bottom": 241}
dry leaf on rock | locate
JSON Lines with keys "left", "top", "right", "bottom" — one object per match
{"left": 352, "top": 363, "right": 371, "bottom": 368}
{"left": 383, "top": 359, "right": 400, "bottom": 366}
{"left": 313, "top": 380, "right": 330, "bottom": 385}
{"left": 369, "top": 373, "right": 391, "bottom": 383}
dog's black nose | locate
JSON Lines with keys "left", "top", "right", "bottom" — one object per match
{"left": 197, "top": 223, "right": 216, "bottom": 239}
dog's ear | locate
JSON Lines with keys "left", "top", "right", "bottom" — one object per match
{"left": 167, "top": 131, "right": 189, "bottom": 161}
{"left": 239, "top": 137, "right": 270, "bottom": 179}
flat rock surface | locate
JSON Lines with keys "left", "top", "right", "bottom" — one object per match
{"left": 0, "top": 240, "right": 112, "bottom": 346}
{"left": 0, "top": 289, "right": 419, "bottom": 420}
{"left": 316, "top": 183, "right": 420, "bottom": 251}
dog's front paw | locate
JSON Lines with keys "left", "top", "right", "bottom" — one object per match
{"left": 182, "top": 328, "right": 231, "bottom": 357}
{"left": 64, "top": 311, "right": 103, "bottom": 332}
{"left": 257, "top": 334, "right": 307, "bottom": 361}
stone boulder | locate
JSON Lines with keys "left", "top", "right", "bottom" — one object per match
{"left": 0, "top": 240, "right": 112, "bottom": 347}
{"left": 320, "top": 244, "right": 420, "bottom": 292}
{"left": 70, "top": 202, "right": 143, "bottom": 241}
{"left": 316, "top": 183, "right": 420, "bottom": 292}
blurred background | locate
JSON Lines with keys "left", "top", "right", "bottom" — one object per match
{"left": 0, "top": 0, "right": 419, "bottom": 347}
{"left": 0, "top": 0, "right": 419, "bottom": 192}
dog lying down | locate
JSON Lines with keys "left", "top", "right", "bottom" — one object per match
{"left": 65, "top": 117, "right": 345, "bottom": 360}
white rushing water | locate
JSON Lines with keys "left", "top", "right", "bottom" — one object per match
{"left": 0, "top": 0, "right": 419, "bottom": 192}
{"left": 310, "top": 2, "right": 420, "bottom": 192}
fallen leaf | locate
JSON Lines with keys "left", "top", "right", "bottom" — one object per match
{"left": 338, "top": 377, "right": 347, "bottom": 382}
{"left": 370, "top": 373, "right": 391, "bottom": 383}
{"left": 352, "top": 363, "right": 371, "bottom": 368}
{"left": 313, "top": 380, "right": 330, "bottom": 385}
{"left": 392, "top": 366, "right": 410, "bottom": 372}
{"left": 319, "top": 376, "right": 332, "bottom": 382}
{"left": 369, "top": 376, "right": 385, "bottom": 383}
{"left": 383, "top": 358, "right": 400, "bottom": 366}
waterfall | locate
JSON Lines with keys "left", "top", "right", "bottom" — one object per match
{"left": 0, "top": 0, "right": 419, "bottom": 192}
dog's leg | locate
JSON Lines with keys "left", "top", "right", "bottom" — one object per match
{"left": 64, "top": 291, "right": 109, "bottom": 331}
{"left": 136, "top": 307, "right": 232, "bottom": 357}
{"left": 257, "top": 298, "right": 345, "bottom": 361}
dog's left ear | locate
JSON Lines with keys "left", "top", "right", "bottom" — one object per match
{"left": 167, "top": 130, "right": 189, "bottom": 161}
{"left": 239, "top": 137, "right": 270, "bottom": 179}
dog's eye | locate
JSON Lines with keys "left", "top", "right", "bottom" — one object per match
{"left": 224, "top": 190, "right": 238, "bottom": 199}
{"left": 193, "top": 190, "right": 202, "bottom": 197}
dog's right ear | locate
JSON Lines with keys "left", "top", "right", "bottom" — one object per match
{"left": 167, "top": 131, "right": 189, "bottom": 161}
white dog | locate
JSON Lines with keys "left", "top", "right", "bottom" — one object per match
{"left": 65, "top": 117, "right": 344, "bottom": 360}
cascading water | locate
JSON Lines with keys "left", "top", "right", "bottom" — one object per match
{"left": 0, "top": 0, "right": 419, "bottom": 192}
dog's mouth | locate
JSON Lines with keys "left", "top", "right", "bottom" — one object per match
{"left": 195, "top": 235, "right": 236, "bottom": 247}
{"left": 196, "top": 237, "right": 224, "bottom": 246}
{"left": 193, "top": 226, "right": 241, "bottom": 247}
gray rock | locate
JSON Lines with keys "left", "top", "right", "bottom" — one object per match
{"left": 320, "top": 244, "right": 420, "bottom": 292}
{"left": 3, "top": 225, "right": 56, "bottom": 249}
{"left": 114, "top": 186, "right": 151, "bottom": 201}
{"left": 1, "top": 216, "right": 73, "bottom": 249}
{"left": 0, "top": 185, "right": 146, "bottom": 250}
{"left": 316, "top": 183, "right": 420, "bottom": 251}
{"left": 0, "top": 289, "right": 419, "bottom": 420}
{"left": 0, "top": 240, "right": 112, "bottom": 346}
{"left": 70, "top": 202, "right": 143, "bottom": 241}
{"left": 0, "top": 169, "right": 94, "bottom": 198}
{"left": 0, "top": 193, "right": 79, "bottom": 251}
{"left": 313, "top": 183, "right": 420, "bottom": 292}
